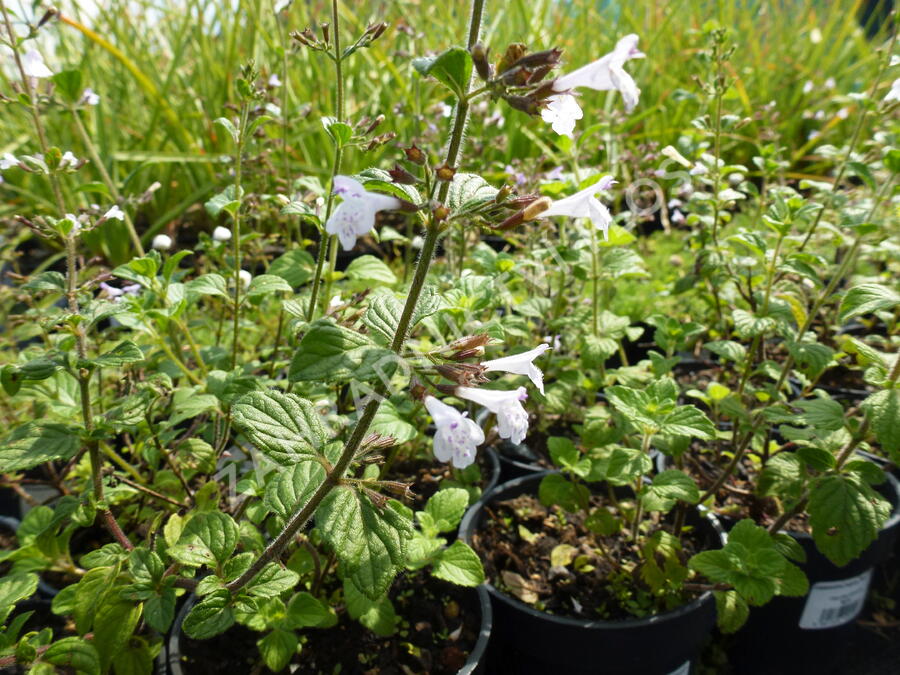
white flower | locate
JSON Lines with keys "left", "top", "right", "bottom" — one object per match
{"left": 886, "top": 78, "right": 900, "bottom": 103}
{"left": 239, "top": 269, "right": 252, "bottom": 289}
{"left": 425, "top": 396, "right": 485, "bottom": 469}
{"left": 438, "top": 102, "right": 453, "bottom": 118}
{"left": 152, "top": 234, "right": 173, "bottom": 250}
{"left": 553, "top": 34, "right": 644, "bottom": 113}
{"left": 325, "top": 175, "right": 401, "bottom": 251}
{"left": 212, "top": 225, "right": 232, "bottom": 242}
{"left": 0, "top": 153, "right": 18, "bottom": 170}
{"left": 671, "top": 209, "right": 685, "bottom": 224}
{"left": 481, "top": 344, "right": 550, "bottom": 394}
{"left": 100, "top": 282, "right": 141, "bottom": 302}
{"left": 268, "top": 73, "right": 282, "bottom": 88}
{"left": 802, "top": 80, "right": 814, "bottom": 94}
{"left": 103, "top": 205, "right": 124, "bottom": 221}
{"left": 540, "top": 175, "right": 616, "bottom": 238}
{"left": 825, "top": 77, "right": 836, "bottom": 89}
{"left": 22, "top": 50, "right": 52, "bottom": 79}
{"left": 63, "top": 213, "right": 81, "bottom": 235}
{"left": 59, "top": 151, "right": 79, "bottom": 169}
{"left": 82, "top": 88, "right": 100, "bottom": 105}
{"left": 810, "top": 28, "right": 822, "bottom": 44}
{"left": 540, "top": 94, "right": 584, "bottom": 138}
{"left": 456, "top": 386, "right": 529, "bottom": 445}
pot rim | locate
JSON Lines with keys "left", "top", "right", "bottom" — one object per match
{"left": 459, "top": 470, "right": 721, "bottom": 631}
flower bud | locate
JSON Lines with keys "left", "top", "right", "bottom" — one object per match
{"left": 404, "top": 144, "right": 426, "bottom": 165}
{"left": 496, "top": 196, "right": 551, "bottom": 230}
{"left": 212, "top": 226, "right": 232, "bottom": 242}
{"left": 494, "top": 185, "right": 513, "bottom": 203}
{"left": 364, "top": 114, "right": 385, "bottom": 135}
{"left": 37, "top": 7, "right": 58, "bottom": 28}
{"left": 436, "top": 363, "right": 489, "bottom": 386}
{"left": 389, "top": 164, "right": 417, "bottom": 185}
{"left": 471, "top": 43, "right": 492, "bottom": 81}
{"left": 366, "top": 22, "right": 388, "bottom": 41}
{"left": 446, "top": 334, "right": 492, "bottom": 353}
{"left": 497, "top": 43, "right": 528, "bottom": 74}
{"left": 527, "top": 64, "right": 554, "bottom": 84}
{"left": 320, "top": 23, "right": 330, "bottom": 45}
{"left": 435, "top": 164, "right": 456, "bottom": 182}
{"left": 152, "top": 234, "right": 173, "bottom": 251}
{"left": 504, "top": 95, "right": 539, "bottom": 115}
{"left": 510, "top": 48, "right": 562, "bottom": 71}
{"left": 433, "top": 205, "right": 450, "bottom": 222}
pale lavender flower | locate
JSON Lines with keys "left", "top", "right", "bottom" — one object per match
{"left": 456, "top": 386, "right": 529, "bottom": 445}
{"left": 268, "top": 73, "right": 282, "bottom": 88}
{"left": 553, "top": 34, "right": 644, "bottom": 113}
{"left": 325, "top": 175, "right": 401, "bottom": 251}
{"left": 0, "top": 153, "right": 18, "bottom": 170}
{"left": 885, "top": 78, "right": 900, "bottom": 103}
{"left": 82, "top": 88, "right": 100, "bottom": 105}
{"left": 425, "top": 396, "right": 485, "bottom": 469}
{"left": 481, "top": 344, "right": 550, "bottom": 394}
{"left": 59, "top": 151, "right": 79, "bottom": 170}
{"left": 22, "top": 50, "right": 52, "bottom": 79}
{"left": 103, "top": 205, "right": 124, "bottom": 221}
{"left": 540, "top": 175, "right": 616, "bottom": 238}
{"left": 541, "top": 93, "right": 584, "bottom": 138}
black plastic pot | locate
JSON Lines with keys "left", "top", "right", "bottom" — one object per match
{"left": 168, "top": 584, "right": 493, "bottom": 675}
{"left": 459, "top": 471, "right": 722, "bottom": 675}
{"left": 728, "top": 470, "right": 900, "bottom": 675}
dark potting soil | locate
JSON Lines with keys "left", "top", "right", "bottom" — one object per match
{"left": 177, "top": 574, "right": 482, "bottom": 674}
{"left": 0, "top": 521, "right": 17, "bottom": 577}
{"left": 391, "top": 448, "right": 494, "bottom": 509}
{"left": 472, "top": 493, "right": 709, "bottom": 621}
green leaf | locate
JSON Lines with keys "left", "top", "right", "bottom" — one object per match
{"left": 265, "top": 460, "right": 328, "bottom": 519}
{"left": 232, "top": 390, "right": 325, "bottom": 465}
{"left": 92, "top": 341, "right": 144, "bottom": 368}
{"left": 447, "top": 173, "right": 499, "bottom": 217}
{"left": 538, "top": 473, "right": 589, "bottom": 512}
{"left": 186, "top": 273, "right": 229, "bottom": 299}
{"left": 364, "top": 292, "right": 402, "bottom": 342}
{"left": 205, "top": 185, "right": 243, "bottom": 219}
{"left": 287, "top": 591, "right": 336, "bottom": 629}
{"left": 862, "top": 390, "right": 900, "bottom": 456}
{"left": 808, "top": 474, "right": 891, "bottom": 566}
{"left": 786, "top": 341, "right": 834, "bottom": 376}
{"left": 412, "top": 47, "right": 472, "bottom": 99}
{"left": 733, "top": 309, "right": 775, "bottom": 338}
{"left": 713, "top": 590, "right": 749, "bottom": 634}
{"left": 641, "top": 470, "right": 700, "bottom": 512}
{"left": 171, "top": 512, "right": 239, "bottom": 567}
{"left": 548, "top": 437, "right": 591, "bottom": 477}
{"left": 244, "top": 562, "right": 300, "bottom": 598}
{"left": 424, "top": 488, "right": 469, "bottom": 532}
{"left": 704, "top": 340, "right": 747, "bottom": 363}
{"left": 603, "top": 446, "right": 653, "bottom": 485}
{"left": 343, "top": 579, "right": 398, "bottom": 636}
{"left": 369, "top": 399, "right": 417, "bottom": 443}
{"left": 52, "top": 69, "right": 83, "bottom": 102}
{"left": 74, "top": 565, "right": 120, "bottom": 634}
{"left": 839, "top": 284, "right": 900, "bottom": 322}
{"left": 214, "top": 117, "right": 240, "bottom": 144}
{"left": 92, "top": 600, "right": 142, "bottom": 673}
{"left": 317, "top": 487, "right": 412, "bottom": 599}
{"left": 432, "top": 540, "right": 485, "bottom": 586}
{"left": 182, "top": 590, "right": 234, "bottom": 639}
{"left": 658, "top": 405, "right": 716, "bottom": 440}
{"left": 345, "top": 255, "right": 397, "bottom": 285}
{"left": 257, "top": 628, "right": 298, "bottom": 672}
{"left": 795, "top": 398, "right": 845, "bottom": 432}
{"left": 290, "top": 319, "right": 397, "bottom": 383}
{"left": 0, "top": 573, "right": 38, "bottom": 625}
{"left": 268, "top": 249, "right": 315, "bottom": 287}
{"left": 246, "top": 274, "right": 293, "bottom": 297}
{"left": 42, "top": 637, "right": 101, "bottom": 675}
{"left": 322, "top": 116, "right": 353, "bottom": 147}
{"left": 22, "top": 271, "right": 66, "bottom": 292}
{"left": 143, "top": 588, "right": 176, "bottom": 633}
{"left": 0, "top": 423, "right": 80, "bottom": 471}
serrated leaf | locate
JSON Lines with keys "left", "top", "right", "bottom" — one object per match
{"left": 658, "top": 405, "right": 716, "bottom": 439}
{"left": 787, "top": 340, "right": 834, "bottom": 376}
{"left": 74, "top": 565, "right": 120, "bottom": 634}
{"left": 245, "top": 562, "right": 300, "bottom": 598}
{"left": 143, "top": 587, "right": 176, "bottom": 633}
{"left": 265, "top": 460, "right": 328, "bottom": 519}
{"left": 704, "top": 340, "right": 747, "bottom": 363}
{"left": 424, "top": 488, "right": 469, "bottom": 532}
{"left": 0, "top": 574, "right": 38, "bottom": 625}
{"left": 839, "top": 284, "right": 900, "bottom": 322}
{"left": 42, "top": 637, "right": 101, "bottom": 675}
{"left": 92, "top": 341, "right": 144, "bottom": 368}
{"left": 364, "top": 292, "right": 402, "bottom": 342}
{"left": 432, "top": 540, "right": 485, "bottom": 586}
{"left": 447, "top": 173, "right": 498, "bottom": 216}
{"left": 412, "top": 47, "right": 472, "bottom": 99}
{"left": 343, "top": 579, "right": 398, "bottom": 636}
{"left": 214, "top": 117, "right": 240, "bottom": 144}
{"left": 369, "top": 399, "right": 417, "bottom": 444}
{"left": 268, "top": 249, "right": 315, "bottom": 287}
{"left": 808, "top": 474, "right": 891, "bottom": 566}
{"left": 641, "top": 470, "right": 700, "bottom": 512}
{"left": 257, "top": 628, "right": 298, "bottom": 672}
{"left": 861, "top": 390, "right": 900, "bottom": 456}
{"left": 795, "top": 398, "right": 845, "bottom": 432}
{"left": 322, "top": 116, "right": 353, "bottom": 147}
{"left": 92, "top": 600, "right": 142, "bottom": 673}
{"left": 290, "top": 319, "right": 397, "bottom": 383}
{"left": 182, "top": 590, "right": 234, "bottom": 639}
{"left": 205, "top": 185, "right": 244, "bottom": 219}
{"left": 232, "top": 390, "right": 325, "bottom": 465}
{"left": 22, "top": 271, "right": 67, "bottom": 292}
{"left": 0, "top": 423, "right": 80, "bottom": 471}
{"left": 287, "top": 591, "right": 335, "bottom": 629}
{"left": 733, "top": 309, "right": 775, "bottom": 338}
{"left": 317, "top": 487, "right": 412, "bottom": 599}
{"left": 186, "top": 273, "right": 229, "bottom": 299}
{"left": 713, "top": 590, "right": 749, "bottom": 634}
{"left": 538, "top": 473, "right": 589, "bottom": 512}
{"left": 246, "top": 273, "right": 293, "bottom": 297}
{"left": 171, "top": 512, "right": 239, "bottom": 567}
{"left": 345, "top": 255, "right": 397, "bottom": 285}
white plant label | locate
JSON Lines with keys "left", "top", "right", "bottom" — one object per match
{"left": 666, "top": 661, "right": 691, "bottom": 675}
{"left": 798, "top": 569, "right": 872, "bottom": 630}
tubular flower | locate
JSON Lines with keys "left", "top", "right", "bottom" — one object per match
{"left": 456, "top": 386, "right": 529, "bottom": 445}
{"left": 553, "top": 34, "right": 644, "bottom": 113}
{"left": 481, "top": 344, "right": 550, "bottom": 394}
{"left": 22, "top": 50, "right": 53, "bottom": 79}
{"left": 425, "top": 396, "right": 485, "bottom": 469}
{"left": 325, "top": 175, "right": 401, "bottom": 251}
{"left": 540, "top": 94, "right": 584, "bottom": 138}
{"left": 540, "top": 175, "right": 616, "bottom": 239}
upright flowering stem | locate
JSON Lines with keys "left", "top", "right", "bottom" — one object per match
{"left": 796, "top": 27, "right": 898, "bottom": 254}
{"left": 308, "top": 0, "right": 346, "bottom": 321}
{"left": 227, "top": 0, "right": 486, "bottom": 594}
{"left": 231, "top": 101, "right": 250, "bottom": 370}
{"left": 68, "top": 106, "right": 144, "bottom": 256}
{"left": 0, "top": 5, "right": 130, "bottom": 548}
